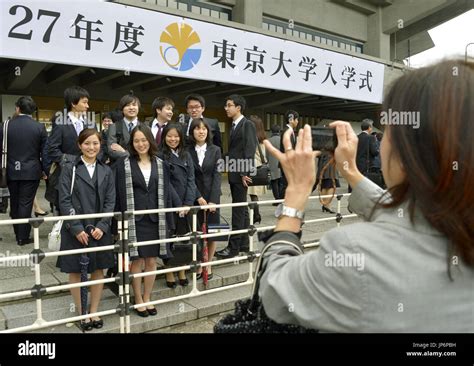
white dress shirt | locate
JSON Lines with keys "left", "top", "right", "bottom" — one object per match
{"left": 195, "top": 143, "right": 207, "bottom": 167}
{"left": 81, "top": 156, "right": 96, "bottom": 179}
{"left": 124, "top": 117, "right": 138, "bottom": 132}
{"left": 151, "top": 118, "right": 167, "bottom": 139}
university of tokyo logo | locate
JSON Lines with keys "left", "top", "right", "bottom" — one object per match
{"left": 160, "top": 23, "right": 201, "bottom": 71}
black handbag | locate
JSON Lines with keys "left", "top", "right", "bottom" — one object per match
{"left": 167, "top": 217, "right": 204, "bottom": 267}
{"left": 214, "top": 240, "right": 318, "bottom": 333}
{"left": 0, "top": 119, "right": 10, "bottom": 188}
{"left": 248, "top": 143, "right": 271, "bottom": 187}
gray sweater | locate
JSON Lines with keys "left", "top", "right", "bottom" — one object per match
{"left": 259, "top": 177, "right": 474, "bottom": 332}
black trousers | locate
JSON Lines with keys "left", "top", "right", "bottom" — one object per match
{"left": 228, "top": 182, "right": 249, "bottom": 252}
{"left": 8, "top": 180, "right": 40, "bottom": 241}
{"left": 270, "top": 178, "right": 282, "bottom": 200}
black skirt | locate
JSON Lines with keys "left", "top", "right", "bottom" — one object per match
{"left": 56, "top": 231, "right": 114, "bottom": 274}
{"left": 132, "top": 215, "right": 170, "bottom": 260}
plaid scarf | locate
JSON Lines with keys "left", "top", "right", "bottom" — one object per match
{"left": 124, "top": 156, "right": 167, "bottom": 257}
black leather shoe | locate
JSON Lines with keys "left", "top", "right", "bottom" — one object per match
{"left": 216, "top": 247, "right": 238, "bottom": 259}
{"left": 166, "top": 281, "right": 177, "bottom": 289}
{"left": 80, "top": 320, "right": 93, "bottom": 331}
{"left": 179, "top": 278, "right": 189, "bottom": 287}
{"left": 146, "top": 307, "right": 157, "bottom": 316}
{"left": 92, "top": 319, "right": 103, "bottom": 329}
{"left": 17, "top": 238, "right": 32, "bottom": 246}
{"left": 322, "top": 206, "right": 336, "bottom": 214}
{"left": 135, "top": 308, "right": 149, "bottom": 317}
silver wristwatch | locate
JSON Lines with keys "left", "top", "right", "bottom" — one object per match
{"left": 274, "top": 203, "right": 305, "bottom": 220}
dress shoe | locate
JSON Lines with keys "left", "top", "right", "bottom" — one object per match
{"left": 79, "top": 320, "right": 93, "bottom": 331}
{"left": 92, "top": 318, "right": 103, "bottom": 329}
{"left": 216, "top": 247, "right": 238, "bottom": 259}
{"left": 322, "top": 206, "right": 336, "bottom": 214}
{"left": 166, "top": 281, "right": 177, "bottom": 289}
{"left": 179, "top": 278, "right": 189, "bottom": 287}
{"left": 135, "top": 308, "right": 149, "bottom": 317}
{"left": 146, "top": 307, "right": 157, "bottom": 316}
{"left": 34, "top": 211, "right": 49, "bottom": 217}
{"left": 17, "top": 238, "right": 32, "bottom": 246}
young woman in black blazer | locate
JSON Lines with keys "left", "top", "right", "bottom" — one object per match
{"left": 115, "top": 125, "right": 178, "bottom": 317}
{"left": 158, "top": 123, "right": 199, "bottom": 287}
{"left": 187, "top": 118, "right": 221, "bottom": 279}
{"left": 57, "top": 129, "right": 115, "bottom": 331}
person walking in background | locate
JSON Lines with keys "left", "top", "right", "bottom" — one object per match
{"left": 216, "top": 95, "right": 257, "bottom": 259}
{"left": 351, "top": 118, "right": 378, "bottom": 192}
{"left": 267, "top": 124, "right": 282, "bottom": 203}
{"left": 115, "top": 125, "right": 177, "bottom": 317}
{"left": 57, "top": 129, "right": 115, "bottom": 331}
{"left": 187, "top": 118, "right": 221, "bottom": 279}
{"left": 0, "top": 96, "right": 48, "bottom": 245}
{"left": 315, "top": 150, "right": 340, "bottom": 214}
{"left": 247, "top": 115, "right": 267, "bottom": 224}
{"left": 279, "top": 110, "right": 300, "bottom": 199}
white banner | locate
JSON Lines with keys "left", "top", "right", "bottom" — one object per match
{"left": 0, "top": 0, "right": 384, "bottom": 103}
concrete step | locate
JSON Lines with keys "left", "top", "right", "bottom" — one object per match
{"left": 0, "top": 261, "right": 254, "bottom": 333}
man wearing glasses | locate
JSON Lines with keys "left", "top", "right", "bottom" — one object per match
{"left": 216, "top": 94, "right": 257, "bottom": 259}
{"left": 181, "top": 94, "right": 221, "bottom": 149}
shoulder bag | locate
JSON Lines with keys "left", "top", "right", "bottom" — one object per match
{"left": 48, "top": 165, "right": 76, "bottom": 251}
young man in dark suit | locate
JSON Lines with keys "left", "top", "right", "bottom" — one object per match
{"left": 107, "top": 94, "right": 146, "bottom": 163}
{"left": 355, "top": 119, "right": 379, "bottom": 176}
{"left": 279, "top": 110, "right": 300, "bottom": 199}
{"left": 47, "top": 86, "right": 96, "bottom": 211}
{"left": 216, "top": 95, "right": 257, "bottom": 259}
{"left": 1, "top": 97, "right": 47, "bottom": 245}
{"left": 181, "top": 94, "right": 221, "bottom": 149}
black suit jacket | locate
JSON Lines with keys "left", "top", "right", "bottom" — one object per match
{"left": 356, "top": 132, "right": 379, "bottom": 174}
{"left": 227, "top": 116, "right": 257, "bottom": 184}
{"left": 188, "top": 144, "right": 221, "bottom": 204}
{"left": 1, "top": 115, "right": 48, "bottom": 180}
{"left": 48, "top": 115, "right": 98, "bottom": 163}
{"left": 158, "top": 151, "right": 198, "bottom": 206}
{"left": 279, "top": 124, "right": 297, "bottom": 152}
{"left": 114, "top": 156, "right": 177, "bottom": 230}
{"left": 182, "top": 116, "right": 222, "bottom": 149}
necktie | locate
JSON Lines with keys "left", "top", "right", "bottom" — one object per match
{"left": 231, "top": 122, "right": 236, "bottom": 137}
{"left": 128, "top": 122, "right": 134, "bottom": 133}
{"left": 75, "top": 121, "right": 82, "bottom": 136}
{"left": 155, "top": 125, "right": 163, "bottom": 146}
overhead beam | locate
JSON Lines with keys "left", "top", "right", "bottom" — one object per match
{"left": 204, "top": 84, "right": 255, "bottom": 96}
{"left": 6, "top": 61, "right": 48, "bottom": 90}
{"left": 80, "top": 69, "right": 124, "bottom": 87}
{"left": 45, "top": 65, "right": 88, "bottom": 84}
{"left": 140, "top": 77, "right": 195, "bottom": 92}
{"left": 251, "top": 92, "right": 311, "bottom": 109}
{"left": 111, "top": 74, "right": 166, "bottom": 91}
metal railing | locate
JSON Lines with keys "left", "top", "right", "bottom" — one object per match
{"left": 0, "top": 193, "right": 355, "bottom": 333}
